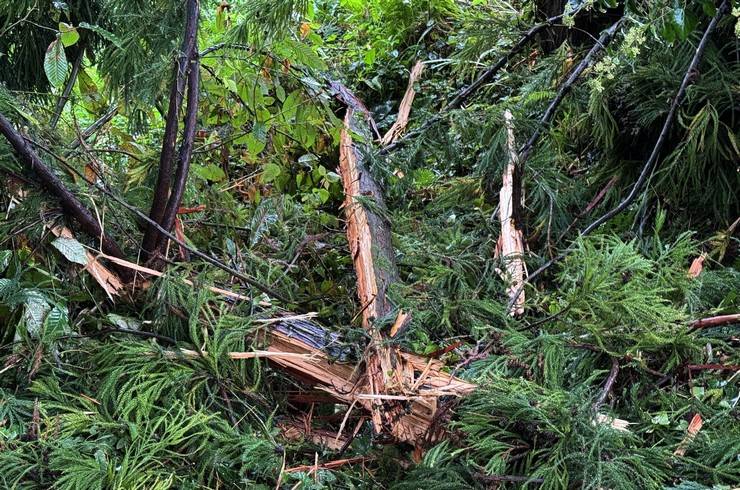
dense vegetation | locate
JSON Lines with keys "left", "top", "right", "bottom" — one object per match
{"left": 0, "top": 1, "right": 738, "bottom": 488}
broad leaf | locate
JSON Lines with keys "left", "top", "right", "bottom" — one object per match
{"left": 0, "top": 250, "right": 11, "bottom": 273}
{"left": 52, "top": 237, "right": 88, "bottom": 265}
{"left": 44, "top": 304, "right": 70, "bottom": 339}
{"left": 44, "top": 39, "right": 68, "bottom": 88}
{"left": 59, "top": 22, "right": 80, "bottom": 47}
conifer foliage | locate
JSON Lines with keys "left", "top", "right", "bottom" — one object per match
{"left": 0, "top": 0, "right": 739, "bottom": 488}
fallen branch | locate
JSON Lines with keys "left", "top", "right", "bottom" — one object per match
{"left": 689, "top": 313, "right": 740, "bottom": 330}
{"left": 66, "top": 104, "right": 119, "bottom": 155}
{"left": 284, "top": 456, "right": 368, "bottom": 473}
{"left": 380, "top": 61, "right": 425, "bottom": 146}
{"left": 518, "top": 18, "right": 623, "bottom": 163}
{"left": 0, "top": 112, "right": 132, "bottom": 281}
{"left": 593, "top": 357, "right": 619, "bottom": 410}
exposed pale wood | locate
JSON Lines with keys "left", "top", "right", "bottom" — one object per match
{"left": 674, "top": 413, "right": 702, "bottom": 456}
{"left": 339, "top": 103, "right": 406, "bottom": 436}
{"left": 497, "top": 110, "right": 526, "bottom": 316}
{"left": 381, "top": 61, "right": 425, "bottom": 146}
{"left": 266, "top": 326, "right": 475, "bottom": 444}
{"left": 49, "top": 226, "right": 124, "bottom": 300}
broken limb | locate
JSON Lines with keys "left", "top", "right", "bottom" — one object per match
{"left": 497, "top": 110, "right": 526, "bottom": 316}
{"left": 380, "top": 61, "right": 425, "bottom": 146}
{"left": 0, "top": 112, "right": 132, "bottom": 281}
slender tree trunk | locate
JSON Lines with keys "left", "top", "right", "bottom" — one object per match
{"left": 155, "top": 46, "right": 200, "bottom": 254}
{"left": 141, "top": 0, "right": 200, "bottom": 257}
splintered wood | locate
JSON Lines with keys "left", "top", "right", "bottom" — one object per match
{"left": 266, "top": 320, "right": 474, "bottom": 444}
{"left": 49, "top": 225, "right": 124, "bottom": 300}
{"left": 497, "top": 110, "right": 526, "bottom": 316}
{"left": 336, "top": 103, "right": 473, "bottom": 444}
{"left": 381, "top": 61, "right": 425, "bottom": 146}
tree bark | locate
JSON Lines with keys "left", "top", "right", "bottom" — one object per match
{"left": 141, "top": 0, "right": 200, "bottom": 257}
{"left": 156, "top": 40, "right": 200, "bottom": 254}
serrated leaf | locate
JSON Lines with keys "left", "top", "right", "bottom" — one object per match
{"left": 59, "top": 22, "right": 79, "bottom": 47}
{"left": 51, "top": 237, "right": 88, "bottom": 265}
{"left": 44, "top": 39, "right": 68, "bottom": 88}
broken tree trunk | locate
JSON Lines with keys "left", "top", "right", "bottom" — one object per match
{"left": 497, "top": 110, "right": 526, "bottom": 316}
{"left": 265, "top": 316, "right": 475, "bottom": 445}
{"left": 66, "top": 246, "right": 476, "bottom": 446}
{"left": 380, "top": 61, "right": 424, "bottom": 146}
{"left": 338, "top": 95, "right": 470, "bottom": 443}
{"left": 0, "top": 112, "right": 132, "bottom": 282}
{"left": 339, "top": 99, "right": 406, "bottom": 438}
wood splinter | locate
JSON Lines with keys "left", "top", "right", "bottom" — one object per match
{"left": 496, "top": 110, "right": 526, "bottom": 316}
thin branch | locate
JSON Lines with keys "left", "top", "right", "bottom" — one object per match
{"left": 518, "top": 18, "right": 623, "bottom": 162}
{"left": 65, "top": 104, "right": 119, "bottom": 155}
{"left": 50, "top": 50, "right": 84, "bottom": 129}
{"left": 580, "top": 1, "right": 729, "bottom": 236}
{"left": 689, "top": 313, "right": 740, "bottom": 331}
{"left": 593, "top": 357, "right": 619, "bottom": 410}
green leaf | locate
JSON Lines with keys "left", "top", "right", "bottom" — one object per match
{"left": 51, "top": 237, "right": 88, "bottom": 265}
{"left": 23, "top": 291, "right": 51, "bottom": 338}
{"left": 651, "top": 412, "right": 670, "bottom": 426}
{"left": 262, "top": 163, "right": 282, "bottom": 182}
{"left": 79, "top": 22, "right": 123, "bottom": 49}
{"left": 44, "top": 304, "right": 70, "bottom": 339}
{"left": 364, "top": 47, "right": 376, "bottom": 66}
{"left": 193, "top": 164, "right": 226, "bottom": 182}
{"left": 701, "top": 0, "right": 716, "bottom": 16}
{"left": 44, "top": 39, "right": 68, "bottom": 88}
{"left": 107, "top": 313, "right": 142, "bottom": 330}
{"left": 314, "top": 188, "right": 330, "bottom": 204}
{"left": 59, "top": 22, "right": 79, "bottom": 47}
